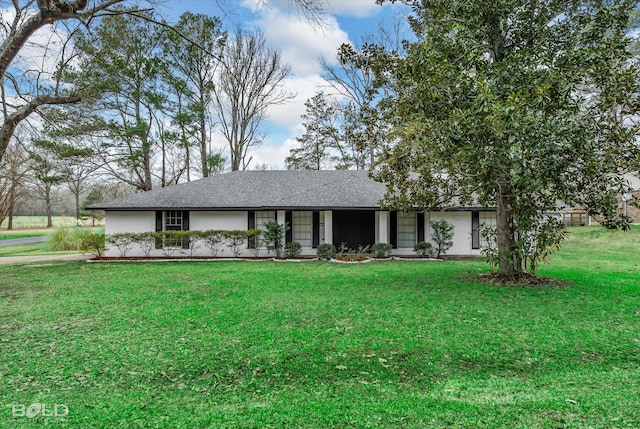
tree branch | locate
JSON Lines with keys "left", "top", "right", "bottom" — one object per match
{"left": 0, "top": 93, "right": 81, "bottom": 165}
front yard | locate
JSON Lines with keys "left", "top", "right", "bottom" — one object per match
{"left": 0, "top": 227, "right": 638, "bottom": 428}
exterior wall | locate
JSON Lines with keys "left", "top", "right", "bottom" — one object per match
{"left": 383, "top": 210, "right": 497, "bottom": 256}
{"left": 103, "top": 209, "right": 497, "bottom": 258}
{"left": 104, "top": 210, "right": 250, "bottom": 257}
{"left": 429, "top": 212, "right": 475, "bottom": 256}
{"left": 104, "top": 211, "right": 155, "bottom": 257}
{"left": 105, "top": 211, "right": 156, "bottom": 236}
{"left": 190, "top": 211, "right": 246, "bottom": 231}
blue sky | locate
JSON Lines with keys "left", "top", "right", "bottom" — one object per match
{"left": 157, "top": 0, "right": 411, "bottom": 168}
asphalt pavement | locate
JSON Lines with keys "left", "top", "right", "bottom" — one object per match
{"left": 0, "top": 236, "right": 48, "bottom": 247}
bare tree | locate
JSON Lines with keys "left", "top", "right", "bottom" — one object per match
{"left": 212, "top": 28, "right": 293, "bottom": 171}
{"left": 0, "top": 141, "right": 29, "bottom": 228}
{"left": 27, "top": 139, "right": 66, "bottom": 228}
{"left": 321, "top": 19, "right": 408, "bottom": 169}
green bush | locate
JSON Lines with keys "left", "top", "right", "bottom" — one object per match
{"left": 180, "top": 231, "right": 201, "bottom": 256}
{"left": 247, "top": 228, "right": 262, "bottom": 257}
{"left": 224, "top": 230, "right": 248, "bottom": 257}
{"left": 48, "top": 227, "right": 91, "bottom": 251}
{"left": 431, "top": 220, "right": 455, "bottom": 257}
{"left": 135, "top": 232, "right": 157, "bottom": 257}
{"left": 106, "top": 233, "right": 137, "bottom": 257}
{"left": 261, "top": 221, "right": 289, "bottom": 258}
{"left": 284, "top": 241, "right": 302, "bottom": 258}
{"left": 80, "top": 233, "right": 105, "bottom": 257}
{"left": 316, "top": 243, "right": 336, "bottom": 260}
{"left": 201, "top": 230, "right": 226, "bottom": 257}
{"left": 413, "top": 241, "right": 433, "bottom": 258}
{"left": 372, "top": 242, "right": 393, "bottom": 258}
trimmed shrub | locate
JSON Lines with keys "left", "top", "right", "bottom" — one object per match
{"left": 284, "top": 241, "right": 302, "bottom": 258}
{"left": 159, "top": 230, "right": 183, "bottom": 257}
{"left": 79, "top": 232, "right": 105, "bottom": 257}
{"left": 180, "top": 231, "right": 201, "bottom": 256}
{"left": 106, "top": 233, "right": 137, "bottom": 257}
{"left": 372, "top": 242, "right": 393, "bottom": 258}
{"left": 136, "top": 232, "right": 157, "bottom": 257}
{"left": 201, "top": 230, "right": 226, "bottom": 257}
{"left": 316, "top": 243, "right": 336, "bottom": 260}
{"left": 224, "top": 230, "right": 247, "bottom": 257}
{"left": 247, "top": 228, "right": 262, "bottom": 257}
{"left": 413, "top": 241, "right": 433, "bottom": 258}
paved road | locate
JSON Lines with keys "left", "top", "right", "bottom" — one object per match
{"left": 0, "top": 236, "right": 48, "bottom": 247}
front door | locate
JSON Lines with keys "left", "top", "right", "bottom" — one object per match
{"left": 332, "top": 210, "right": 375, "bottom": 250}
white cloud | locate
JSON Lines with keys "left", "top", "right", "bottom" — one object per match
{"left": 267, "top": 74, "right": 330, "bottom": 129}
{"left": 325, "top": 0, "right": 382, "bottom": 18}
{"left": 252, "top": 6, "right": 349, "bottom": 77}
{"left": 246, "top": 137, "right": 299, "bottom": 169}
{"left": 230, "top": 0, "right": 385, "bottom": 167}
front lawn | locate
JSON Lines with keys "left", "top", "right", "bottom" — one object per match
{"left": 0, "top": 227, "right": 638, "bottom": 428}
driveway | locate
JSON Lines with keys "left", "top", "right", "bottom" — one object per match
{"left": 0, "top": 236, "right": 48, "bottom": 247}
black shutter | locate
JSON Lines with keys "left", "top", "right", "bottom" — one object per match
{"left": 155, "top": 211, "right": 163, "bottom": 249}
{"left": 417, "top": 212, "right": 425, "bottom": 243}
{"left": 181, "top": 211, "right": 190, "bottom": 249}
{"left": 285, "top": 211, "right": 293, "bottom": 244}
{"left": 390, "top": 211, "right": 397, "bottom": 248}
{"left": 471, "top": 211, "right": 480, "bottom": 249}
{"left": 312, "top": 211, "right": 320, "bottom": 248}
{"left": 247, "top": 211, "right": 256, "bottom": 249}
{"left": 182, "top": 211, "right": 190, "bottom": 230}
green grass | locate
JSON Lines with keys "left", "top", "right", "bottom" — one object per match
{"left": 0, "top": 216, "right": 79, "bottom": 229}
{"left": 0, "top": 232, "right": 49, "bottom": 241}
{"left": 0, "top": 227, "right": 638, "bottom": 428}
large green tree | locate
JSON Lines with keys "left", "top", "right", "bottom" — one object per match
{"left": 77, "top": 10, "right": 166, "bottom": 191}
{"left": 286, "top": 92, "right": 340, "bottom": 170}
{"left": 375, "top": 0, "right": 640, "bottom": 278}
{"left": 162, "top": 12, "right": 225, "bottom": 179}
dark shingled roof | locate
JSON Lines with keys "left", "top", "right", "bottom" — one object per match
{"left": 88, "top": 170, "right": 388, "bottom": 211}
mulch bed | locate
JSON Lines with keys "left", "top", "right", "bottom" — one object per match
{"left": 470, "top": 273, "right": 571, "bottom": 288}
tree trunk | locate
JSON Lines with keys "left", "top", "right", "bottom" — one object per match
{"left": 496, "top": 192, "right": 517, "bottom": 278}
{"left": 75, "top": 190, "right": 81, "bottom": 224}
{"left": 7, "top": 199, "right": 14, "bottom": 230}
{"left": 199, "top": 94, "right": 208, "bottom": 177}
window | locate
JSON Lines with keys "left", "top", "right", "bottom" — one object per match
{"left": 255, "top": 211, "right": 276, "bottom": 230}
{"left": 479, "top": 211, "right": 496, "bottom": 249}
{"left": 471, "top": 211, "right": 480, "bottom": 249}
{"left": 293, "top": 211, "right": 313, "bottom": 248}
{"left": 164, "top": 210, "right": 183, "bottom": 231}
{"left": 397, "top": 212, "right": 416, "bottom": 248}
{"left": 319, "top": 211, "right": 325, "bottom": 245}
{"left": 157, "top": 210, "right": 189, "bottom": 249}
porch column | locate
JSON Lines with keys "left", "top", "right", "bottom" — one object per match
{"left": 424, "top": 211, "right": 431, "bottom": 243}
{"left": 324, "top": 210, "right": 333, "bottom": 245}
{"left": 377, "top": 211, "right": 389, "bottom": 243}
